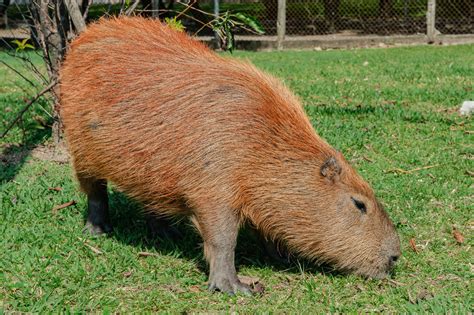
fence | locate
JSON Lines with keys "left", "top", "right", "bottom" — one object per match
{"left": 1, "top": 0, "right": 473, "bottom": 47}
{"left": 196, "top": 0, "right": 473, "bottom": 36}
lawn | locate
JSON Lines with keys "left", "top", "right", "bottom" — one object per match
{"left": 1, "top": 44, "right": 473, "bottom": 312}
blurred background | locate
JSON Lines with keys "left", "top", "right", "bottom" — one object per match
{"left": 1, "top": 0, "right": 472, "bottom": 41}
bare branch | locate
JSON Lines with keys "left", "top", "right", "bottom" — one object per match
{"left": 64, "top": 0, "right": 86, "bottom": 33}
{"left": 124, "top": 0, "right": 141, "bottom": 16}
{"left": 0, "top": 59, "right": 39, "bottom": 89}
{"left": 5, "top": 50, "right": 50, "bottom": 86}
{"left": 1, "top": 80, "right": 57, "bottom": 139}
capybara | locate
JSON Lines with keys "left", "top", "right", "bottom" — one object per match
{"left": 60, "top": 17, "right": 401, "bottom": 294}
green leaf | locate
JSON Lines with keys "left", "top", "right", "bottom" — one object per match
{"left": 10, "top": 38, "right": 35, "bottom": 52}
{"left": 10, "top": 39, "right": 21, "bottom": 46}
{"left": 233, "top": 12, "right": 265, "bottom": 34}
{"left": 224, "top": 24, "right": 234, "bottom": 53}
{"left": 164, "top": 17, "right": 185, "bottom": 32}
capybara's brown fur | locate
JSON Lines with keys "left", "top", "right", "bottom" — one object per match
{"left": 60, "top": 17, "right": 400, "bottom": 294}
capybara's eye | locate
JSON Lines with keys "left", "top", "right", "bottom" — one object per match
{"left": 351, "top": 197, "right": 367, "bottom": 214}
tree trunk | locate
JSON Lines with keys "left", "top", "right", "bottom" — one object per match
{"left": 29, "top": 0, "right": 87, "bottom": 144}
{"left": 65, "top": 0, "right": 87, "bottom": 32}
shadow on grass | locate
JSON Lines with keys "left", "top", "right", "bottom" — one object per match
{"left": 0, "top": 126, "right": 51, "bottom": 184}
{"left": 306, "top": 103, "right": 456, "bottom": 125}
{"left": 93, "top": 189, "right": 336, "bottom": 277}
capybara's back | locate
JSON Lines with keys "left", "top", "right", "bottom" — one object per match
{"left": 61, "top": 17, "right": 400, "bottom": 294}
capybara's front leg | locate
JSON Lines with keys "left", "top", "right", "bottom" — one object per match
{"left": 193, "top": 208, "right": 252, "bottom": 295}
{"left": 78, "top": 177, "right": 113, "bottom": 235}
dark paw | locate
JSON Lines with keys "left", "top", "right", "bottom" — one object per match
{"left": 208, "top": 277, "right": 253, "bottom": 295}
{"left": 83, "top": 220, "right": 113, "bottom": 235}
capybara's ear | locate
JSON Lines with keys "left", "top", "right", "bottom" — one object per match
{"left": 320, "top": 157, "right": 341, "bottom": 181}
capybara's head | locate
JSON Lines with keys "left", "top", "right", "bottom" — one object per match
{"left": 287, "top": 152, "right": 401, "bottom": 279}
{"left": 263, "top": 149, "right": 401, "bottom": 279}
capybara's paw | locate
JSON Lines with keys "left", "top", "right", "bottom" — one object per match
{"left": 83, "top": 220, "right": 113, "bottom": 235}
{"left": 208, "top": 276, "right": 253, "bottom": 295}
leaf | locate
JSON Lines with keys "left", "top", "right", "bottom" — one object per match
{"left": 239, "top": 275, "right": 260, "bottom": 286}
{"left": 233, "top": 12, "right": 265, "bottom": 34}
{"left": 409, "top": 238, "right": 419, "bottom": 253}
{"left": 10, "top": 39, "right": 21, "bottom": 46}
{"left": 211, "top": 10, "right": 265, "bottom": 52}
{"left": 239, "top": 276, "right": 265, "bottom": 295}
{"left": 164, "top": 17, "right": 185, "bottom": 32}
{"left": 452, "top": 227, "right": 464, "bottom": 244}
{"left": 10, "top": 38, "right": 35, "bottom": 52}
{"left": 52, "top": 200, "right": 76, "bottom": 213}
{"left": 224, "top": 24, "right": 234, "bottom": 52}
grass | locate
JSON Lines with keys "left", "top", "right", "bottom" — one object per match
{"left": 1, "top": 44, "right": 473, "bottom": 312}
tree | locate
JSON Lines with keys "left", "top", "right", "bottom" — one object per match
{"left": 28, "top": 0, "right": 86, "bottom": 143}
{"left": 1, "top": 0, "right": 87, "bottom": 143}
{"left": 1, "top": 1, "right": 262, "bottom": 143}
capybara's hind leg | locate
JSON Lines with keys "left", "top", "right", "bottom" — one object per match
{"left": 252, "top": 227, "right": 289, "bottom": 264}
{"left": 78, "top": 177, "right": 113, "bottom": 235}
{"left": 192, "top": 207, "right": 252, "bottom": 295}
{"left": 145, "top": 214, "right": 183, "bottom": 241}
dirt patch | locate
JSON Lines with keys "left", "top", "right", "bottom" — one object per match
{"left": 31, "top": 142, "right": 69, "bottom": 164}
{"left": 1, "top": 142, "right": 69, "bottom": 168}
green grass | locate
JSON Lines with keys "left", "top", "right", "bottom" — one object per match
{"left": 1, "top": 44, "right": 473, "bottom": 312}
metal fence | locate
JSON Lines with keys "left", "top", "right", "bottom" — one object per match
{"left": 196, "top": 0, "right": 473, "bottom": 36}
{"left": 1, "top": 0, "right": 473, "bottom": 41}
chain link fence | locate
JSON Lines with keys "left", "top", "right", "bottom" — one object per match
{"left": 1, "top": 0, "right": 473, "bottom": 39}
{"left": 197, "top": 0, "right": 473, "bottom": 36}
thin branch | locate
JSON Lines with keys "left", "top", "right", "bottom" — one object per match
{"left": 175, "top": 0, "right": 197, "bottom": 19}
{"left": 0, "top": 36, "right": 15, "bottom": 50}
{"left": 194, "top": 18, "right": 216, "bottom": 35}
{"left": 6, "top": 50, "right": 50, "bottom": 85}
{"left": 0, "top": 59, "right": 38, "bottom": 88}
{"left": 82, "top": 0, "right": 92, "bottom": 19}
{"left": 176, "top": 0, "right": 214, "bottom": 18}
{"left": 124, "top": 0, "right": 141, "bottom": 16}
{"left": 1, "top": 80, "right": 57, "bottom": 139}
{"left": 119, "top": 0, "right": 126, "bottom": 15}
{"left": 167, "top": 2, "right": 264, "bottom": 37}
